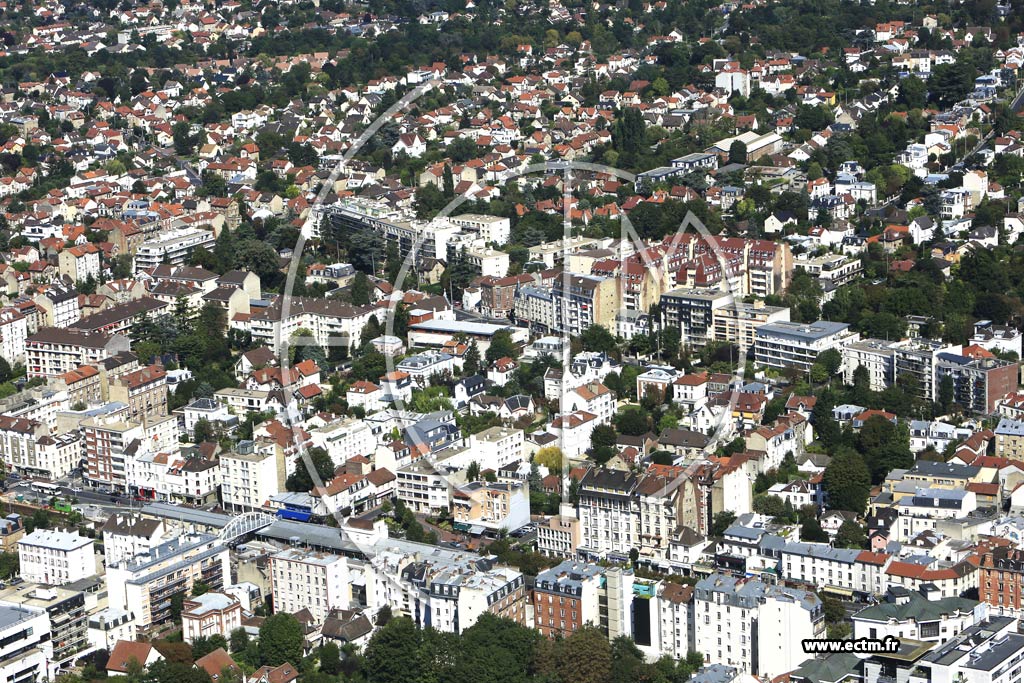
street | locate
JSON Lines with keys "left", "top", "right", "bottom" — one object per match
{"left": 6, "top": 480, "right": 136, "bottom": 514}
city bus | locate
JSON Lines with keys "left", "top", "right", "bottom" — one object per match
{"left": 30, "top": 482, "right": 61, "bottom": 497}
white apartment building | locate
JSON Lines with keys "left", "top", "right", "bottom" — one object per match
{"left": 577, "top": 469, "right": 639, "bottom": 559}
{"left": 309, "top": 417, "right": 377, "bottom": 463}
{"left": 166, "top": 457, "right": 220, "bottom": 506}
{"left": 183, "top": 398, "right": 233, "bottom": 438}
{"left": 106, "top": 533, "right": 230, "bottom": 630}
{"left": 0, "top": 309, "right": 28, "bottom": 364}
{"left": 450, "top": 214, "right": 511, "bottom": 245}
{"left": 972, "top": 320, "right": 1023, "bottom": 358}
{"left": 546, "top": 410, "right": 597, "bottom": 460}
{"left": 672, "top": 373, "right": 710, "bottom": 412}
{"left": 36, "top": 288, "right": 80, "bottom": 329}
{"left": 238, "top": 296, "right": 379, "bottom": 356}
{"left": 133, "top": 227, "right": 217, "bottom": 273}
{"left": 794, "top": 252, "right": 864, "bottom": 290}
{"left": 754, "top": 320, "right": 859, "bottom": 371}
{"left": 87, "top": 607, "right": 136, "bottom": 653}
{"left": 181, "top": 593, "right": 243, "bottom": 644}
{"left": 0, "top": 603, "right": 50, "bottom": 683}
{"left": 101, "top": 513, "right": 167, "bottom": 567}
{"left": 693, "top": 574, "right": 824, "bottom": 678}
{"left": 655, "top": 583, "right": 694, "bottom": 660}
{"left": 368, "top": 538, "right": 526, "bottom": 634}
{"left": 58, "top": 244, "right": 102, "bottom": 283}
{"left": 563, "top": 382, "right": 615, "bottom": 426}
{"left": 463, "top": 246, "right": 510, "bottom": 278}
{"left": 0, "top": 385, "right": 70, "bottom": 437}
{"left": 860, "top": 617, "right": 1023, "bottom": 683}
{"left": 774, "top": 539, "right": 889, "bottom": 595}
{"left": 269, "top": 549, "right": 354, "bottom": 624}
{"left": 852, "top": 587, "right": 987, "bottom": 644}
{"left": 396, "top": 459, "right": 453, "bottom": 513}
{"left": 895, "top": 488, "right": 978, "bottom": 542}
{"left": 220, "top": 442, "right": 285, "bottom": 512}
{"left": 396, "top": 351, "right": 458, "bottom": 384}
{"left": 843, "top": 338, "right": 897, "bottom": 391}
{"left": 25, "top": 328, "right": 131, "bottom": 378}
{"left": 33, "top": 431, "right": 82, "bottom": 481}
{"left": 891, "top": 339, "right": 964, "bottom": 404}
{"left": 908, "top": 420, "right": 974, "bottom": 453}
{"left": 326, "top": 199, "right": 460, "bottom": 262}
{"left": 18, "top": 528, "right": 94, "bottom": 585}
{"left": 467, "top": 426, "right": 524, "bottom": 471}
{"left": 711, "top": 301, "right": 791, "bottom": 350}
{"left": 0, "top": 416, "right": 46, "bottom": 477}
{"left": 213, "top": 387, "right": 281, "bottom": 416}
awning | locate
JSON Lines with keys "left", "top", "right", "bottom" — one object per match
{"left": 822, "top": 585, "right": 854, "bottom": 598}
{"left": 468, "top": 525, "right": 485, "bottom": 535}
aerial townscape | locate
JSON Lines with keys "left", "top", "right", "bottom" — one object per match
{"left": 6, "top": 0, "right": 1024, "bottom": 682}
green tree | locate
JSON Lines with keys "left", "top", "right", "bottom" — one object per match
{"left": 463, "top": 340, "right": 481, "bottom": 376}
{"left": 800, "top": 517, "right": 829, "bottom": 542}
{"left": 580, "top": 324, "right": 617, "bottom": 354}
{"left": 144, "top": 661, "right": 211, "bottom": 683}
{"left": 835, "top": 520, "right": 867, "bottom": 549}
{"left": 547, "top": 625, "right": 612, "bottom": 683}
{"left": 610, "top": 636, "right": 645, "bottom": 683}
{"left": 614, "top": 407, "right": 649, "bottom": 435}
{"left": 364, "top": 617, "right": 426, "bottom": 683}
{"left": 351, "top": 350, "right": 387, "bottom": 382}
{"left": 285, "top": 447, "right": 337, "bottom": 492}
{"left": 192, "top": 419, "right": 214, "bottom": 444}
{"left": 938, "top": 374, "right": 955, "bottom": 413}
{"left": 728, "top": 140, "right": 747, "bottom": 165}
{"left": 812, "top": 390, "right": 840, "bottom": 449}
{"left": 192, "top": 635, "right": 228, "bottom": 660}
{"left": 258, "top": 613, "right": 304, "bottom": 666}
{"left": 753, "top": 494, "right": 787, "bottom": 518}
{"left": 319, "top": 641, "right": 342, "bottom": 676}
{"left": 229, "top": 628, "right": 249, "bottom": 654}
{"left": 898, "top": 74, "right": 928, "bottom": 109}
{"left": 235, "top": 240, "right": 283, "bottom": 286}
{"left": 199, "top": 170, "right": 228, "bottom": 198}
{"left": 350, "top": 271, "right": 371, "bottom": 306}
{"left": 823, "top": 448, "right": 871, "bottom": 513}
{"left": 449, "top": 613, "right": 540, "bottom": 683}
{"left": 485, "top": 330, "right": 517, "bottom": 364}
{"left": 612, "top": 108, "right": 646, "bottom": 155}
{"left": 169, "top": 592, "right": 186, "bottom": 623}
{"left": 817, "top": 348, "right": 842, "bottom": 377}
{"left": 0, "top": 552, "right": 18, "bottom": 579}
{"left": 442, "top": 164, "right": 455, "bottom": 198}
{"left": 173, "top": 121, "right": 197, "bottom": 156}
{"left": 710, "top": 511, "right": 736, "bottom": 536}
